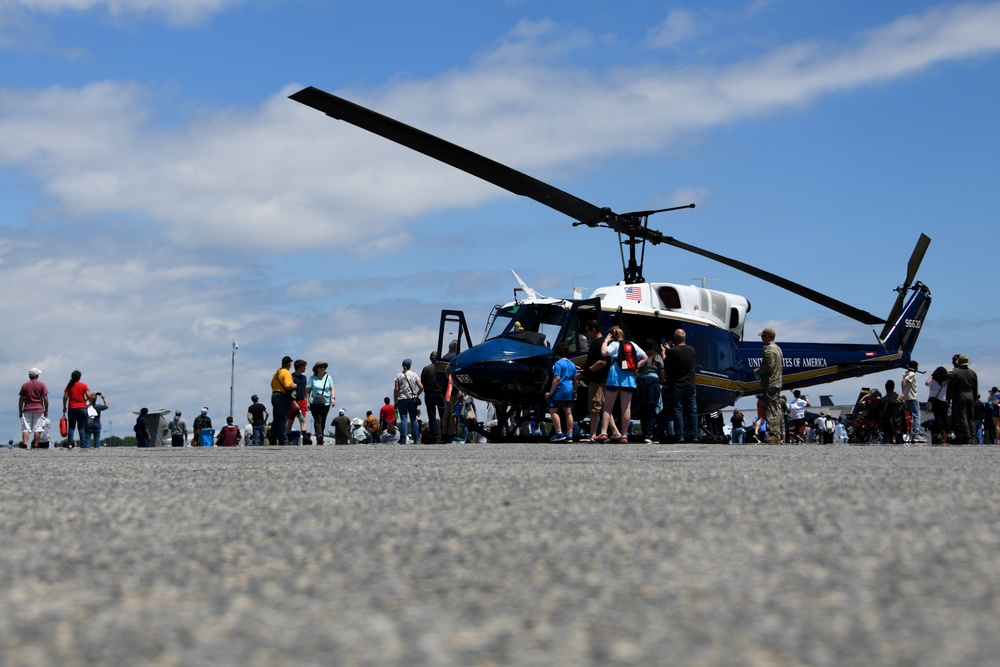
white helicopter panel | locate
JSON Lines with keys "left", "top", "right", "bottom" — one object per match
{"left": 589, "top": 282, "right": 750, "bottom": 337}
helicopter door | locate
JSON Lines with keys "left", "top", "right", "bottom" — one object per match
{"left": 437, "top": 310, "right": 475, "bottom": 363}
{"left": 558, "top": 298, "right": 603, "bottom": 356}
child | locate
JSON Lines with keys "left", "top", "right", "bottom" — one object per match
{"left": 546, "top": 343, "right": 578, "bottom": 442}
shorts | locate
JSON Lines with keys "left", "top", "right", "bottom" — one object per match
{"left": 292, "top": 399, "right": 308, "bottom": 417}
{"left": 21, "top": 412, "right": 45, "bottom": 433}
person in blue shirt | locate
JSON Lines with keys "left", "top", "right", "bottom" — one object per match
{"left": 545, "top": 343, "right": 578, "bottom": 442}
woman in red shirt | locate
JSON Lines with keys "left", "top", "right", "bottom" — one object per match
{"left": 63, "top": 370, "right": 93, "bottom": 448}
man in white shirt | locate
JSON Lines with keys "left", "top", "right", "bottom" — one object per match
{"left": 789, "top": 390, "right": 810, "bottom": 443}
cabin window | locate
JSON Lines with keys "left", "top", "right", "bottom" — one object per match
{"left": 710, "top": 293, "right": 727, "bottom": 323}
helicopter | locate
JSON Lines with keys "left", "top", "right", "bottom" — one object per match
{"left": 290, "top": 85, "right": 931, "bottom": 441}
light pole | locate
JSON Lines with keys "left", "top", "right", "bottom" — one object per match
{"left": 230, "top": 339, "right": 239, "bottom": 420}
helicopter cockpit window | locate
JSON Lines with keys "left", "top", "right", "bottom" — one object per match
{"left": 500, "top": 303, "right": 569, "bottom": 348}
{"left": 484, "top": 307, "right": 517, "bottom": 341}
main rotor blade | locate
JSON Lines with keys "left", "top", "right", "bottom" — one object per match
{"left": 879, "top": 233, "right": 931, "bottom": 340}
{"left": 660, "top": 236, "right": 885, "bottom": 325}
{"left": 290, "top": 85, "right": 884, "bottom": 325}
{"left": 289, "top": 86, "right": 609, "bottom": 226}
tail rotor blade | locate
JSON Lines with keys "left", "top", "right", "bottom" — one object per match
{"left": 880, "top": 233, "right": 931, "bottom": 340}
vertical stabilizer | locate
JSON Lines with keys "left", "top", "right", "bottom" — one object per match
{"left": 879, "top": 282, "right": 931, "bottom": 359}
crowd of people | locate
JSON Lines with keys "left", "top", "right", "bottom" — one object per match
{"left": 14, "top": 354, "right": 482, "bottom": 449}
{"left": 164, "top": 354, "right": 482, "bottom": 447}
{"left": 15, "top": 345, "right": 991, "bottom": 448}
{"left": 737, "top": 353, "right": 987, "bottom": 446}
{"left": 17, "top": 368, "right": 111, "bottom": 449}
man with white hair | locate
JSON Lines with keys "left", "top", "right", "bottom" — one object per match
{"left": 18, "top": 368, "right": 48, "bottom": 449}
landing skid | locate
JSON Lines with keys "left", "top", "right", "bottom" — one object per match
{"left": 477, "top": 402, "right": 549, "bottom": 443}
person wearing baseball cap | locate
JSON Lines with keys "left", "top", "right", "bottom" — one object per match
{"left": 394, "top": 357, "right": 423, "bottom": 444}
{"left": 902, "top": 360, "right": 924, "bottom": 442}
{"left": 756, "top": 327, "right": 784, "bottom": 443}
{"left": 270, "top": 355, "right": 295, "bottom": 445}
{"left": 19, "top": 367, "right": 48, "bottom": 449}
{"left": 949, "top": 353, "right": 978, "bottom": 444}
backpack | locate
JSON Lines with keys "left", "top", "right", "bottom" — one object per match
{"left": 617, "top": 341, "right": 638, "bottom": 371}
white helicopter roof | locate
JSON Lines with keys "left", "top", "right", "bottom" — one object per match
{"left": 588, "top": 282, "right": 751, "bottom": 337}
{"left": 502, "top": 271, "right": 751, "bottom": 337}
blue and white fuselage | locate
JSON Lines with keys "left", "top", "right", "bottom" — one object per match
{"left": 443, "top": 277, "right": 931, "bottom": 415}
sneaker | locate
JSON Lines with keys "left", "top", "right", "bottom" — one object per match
{"left": 594, "top": 433, "right": 608, "bottom": 443}
{"left": 550, "top": 433, "right": 567, "bottom": 442}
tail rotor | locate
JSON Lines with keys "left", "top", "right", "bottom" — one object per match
{"left": 879, "top": 233, "right": 931, "bottom": 341}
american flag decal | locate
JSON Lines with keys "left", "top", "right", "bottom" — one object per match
{"left": 625, "top": 286, "right": 641, "bottom": 301}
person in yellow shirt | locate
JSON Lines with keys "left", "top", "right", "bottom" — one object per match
{"left": 270, "top": 355, "right": 295, "bottom": 445}
{"left": 363, "top": 410, "right": 379, "bottom": 443}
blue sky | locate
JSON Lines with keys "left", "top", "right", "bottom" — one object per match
{"left": 2, "top": 0, "right": 999, "bottom": 436}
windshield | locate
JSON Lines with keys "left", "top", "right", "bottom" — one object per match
{"left": 486, "top": 303, "right": 572, "bottom": 348}
{"left": 484, "top": 306, "right": 517, "bottom": 341}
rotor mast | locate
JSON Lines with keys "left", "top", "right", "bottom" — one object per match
{"left": 576, "top": 205, "right": 696, "bottom": 285}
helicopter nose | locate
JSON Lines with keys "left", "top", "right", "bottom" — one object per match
{"left": 446, "top": 338, "right": 551, "bottom": 403}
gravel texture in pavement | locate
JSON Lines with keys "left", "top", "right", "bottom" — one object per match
{"left": 2, "top": 443, "right": 999, "bottom": 666}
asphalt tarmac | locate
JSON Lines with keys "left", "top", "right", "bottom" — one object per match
{"left": 2, "top": 442, "right": 1000, "bottom": 666}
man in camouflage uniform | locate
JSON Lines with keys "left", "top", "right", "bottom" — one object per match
{"left": 758, "top": 327, "right": 784, "bottom": 443}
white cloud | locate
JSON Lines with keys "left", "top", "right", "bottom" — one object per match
{"left": 645, "top": 9, "right": 709, "bottom": 49}
{"left": 4, "top": 0, "right": 241, "bottom": 25}
{"left": 1, "top": 4, "right": 998, "bottom": 256}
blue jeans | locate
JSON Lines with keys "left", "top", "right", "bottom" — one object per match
{"left": 252, "top": 424, "right": 266, "bottom": 446}
{"left": 731, "top": 427, "right": 745, "bottom": 444}
{"left": 905, "top": 399, "right": 923, "bottom": 437}
{"left": 672, "top": 389, "right": 698, "bottom": 442}
{"left": 271, "top": 392, "right": 291, "bottom": 444}
{"left": 83, "top": 427, "right": 101, "bottom": 449}
{"left": 425, "top": 393, "right": 444, "bottom": 443}
{"left": 67, "top": 408, "right": 89, "bottom": 447}
{"left": 638, "top": 376, "right": 661, "bottom": 440}
{"left": 397, "top": 397, "right": 419, "bottom": 443}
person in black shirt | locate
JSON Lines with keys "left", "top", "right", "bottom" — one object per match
{"left": 577, "top": 320, "right": 621, "bottom": 441}
{"left": 665, "top": 328, "right": 699, "bottom": 443}
{"left": 192, "top": 407, "right": 212, "bottom": 447}
{"left": 421, "top": 352, "right": 444, "bottom": 443}
{"left": 246, "top": 395, "right": 269, "bottom": 446}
